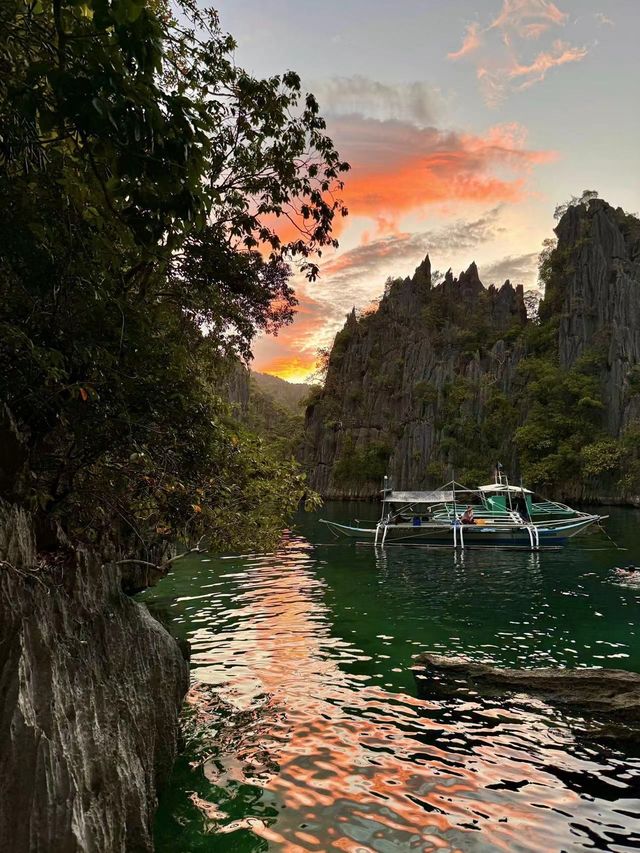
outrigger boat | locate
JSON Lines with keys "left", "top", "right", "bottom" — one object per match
{"left": 321, "top": 470, "right": 606, "bottom": 551}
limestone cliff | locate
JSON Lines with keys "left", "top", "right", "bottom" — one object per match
{"left": 301, "top": 199, "right": 640, "bottom": 500}
{"left": 0, "top": 503, "right": 189, "bottom": 852}
{"left": 547, "top": 199, "right": 640, "bottom": 434}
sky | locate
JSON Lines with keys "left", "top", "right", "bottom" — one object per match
{"left": 213, "top": 0, "right": 640, "bottom": 382}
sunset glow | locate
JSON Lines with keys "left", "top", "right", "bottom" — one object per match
{"left": 259, "top": 354, "right": 319, "bottom": 384}
{"left": 213, "top": 0, "right": 640, "bottom": 381}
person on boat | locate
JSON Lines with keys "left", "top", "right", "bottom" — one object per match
{"left": 615, "top": 566, "right": 640, "bottom": 578}
{"left": 460, "top": 506, "right": 475, "bottom": 525}
{"left": 514, "top": 491, "right": 530, "bottom": 521}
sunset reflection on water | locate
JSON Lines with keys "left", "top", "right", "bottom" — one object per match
{"left": 155, "top": 532, "right": 640, "bottom": 853}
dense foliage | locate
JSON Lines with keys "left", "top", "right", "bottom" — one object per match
{"left": 0, "top": 0, "right": 348, "bottom": 557}
{"left": 242, "top": 374, "right": 309, "bottom": 462}
{"left": 333, "top": 437, "right": 391, "bottom": 486}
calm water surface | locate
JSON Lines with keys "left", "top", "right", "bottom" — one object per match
{"left": 142, "top": 505, "right": 640, "bottom": 852}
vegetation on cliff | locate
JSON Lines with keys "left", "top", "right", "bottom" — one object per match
{"left": 0, "top": 0, "right": 347, "bottom": 560}
{"left": 251, "top": 372, "right": 312, "bottom": 413}
{"left": 512, "top": 198, "right": 640, "bottom": 495}
{"left": 225, "top": 368, "right": 312, "bottom": 463}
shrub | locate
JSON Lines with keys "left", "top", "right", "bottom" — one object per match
{"left": 333, "top": 439, "right": 391, "bottom": 485}
{"left": 414, "top": 380, "right": 438, "bottom": 405}
{"left": 581, "top": 440, "right": 622, "bottom": 477}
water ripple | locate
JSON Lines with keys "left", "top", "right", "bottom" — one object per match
{"left": 148, "top": 512, "right": 640, "bottom": 852}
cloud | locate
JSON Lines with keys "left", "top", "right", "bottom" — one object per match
{"left": 320, "top": 208, "right": 505, "bottom": 287}
{"left": 312, "top": 76, "right": 443, "bottom": 127}
{"left": 477, "top": 39, "right": 587, "bottom": 104}
{"left": 448, "top": 0, "right": 587, "bottom": 106}
{"left": 489, "top": 0, "right": 568, "bottom": 39}
{"left": 329, "top": 117, "right": 556, "bottom": 228}
{"left": 448, "top": 22, "right": 482, "bottom": 60}
{"left": 509, "top": 40, "right": 588, "bottom": 87}
{"left": 262, "top": 117, "right": 555, "bottom": 247}
{"left": 595, "top": 12, "right": 614, "bottom": 27}
{"left": 481, "top": 251, "right": 539, "bottom": 286}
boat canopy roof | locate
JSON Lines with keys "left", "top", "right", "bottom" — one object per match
{"left": 478, "top": 483, "right": 533, "bottom": 494}
{"left": 383, "top": 490, "right": 455, "bottom": 504}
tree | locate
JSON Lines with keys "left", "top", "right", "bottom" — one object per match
{"left": 523, "top": 289, "right": 542, "bottom": 319}
{"left": 553, "top": 189, "right": 599, "bottom": 220}
{"left": 0, "top": 0, "right": 347, "bottom": 559}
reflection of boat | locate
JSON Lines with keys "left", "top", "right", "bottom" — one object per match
{"left": 321, "top": 472, "right": 606, "bottom": 551}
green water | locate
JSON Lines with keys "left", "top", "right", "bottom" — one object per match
{"left": 142, "top": 504, "right": 640, "bottom": 851}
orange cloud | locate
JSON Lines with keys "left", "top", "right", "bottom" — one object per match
{"left": 595, "top": 12, "right": 614, "bottom": 27}
{"left": 477, "top": 39, "right": 587, "bottom": 104}
{"left": 260, "top": 118, "right": 554, "bottom": 258}
{"left": 509, "top": 39, "right": 588, "bottom": 87}
{"left": 331, "top": 117, "right": 556, "bottom": 227}
{"left": 448, "top": 22, "right": 482, "bottom": 59}
{"left": 448, "top": 0, "right": 587, "bottom": 106}
{"left": 257, "top": 204, "right": 349, "bottom": 258}
{"left": 489, "top": 0, "right": 568, "bottom": 38}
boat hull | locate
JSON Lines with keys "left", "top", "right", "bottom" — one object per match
{"left": 320, "top": 516, "right": 601, "bottom": 550}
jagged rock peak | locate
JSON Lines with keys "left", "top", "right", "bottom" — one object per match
{"left": 412, "top": 254, "right": 431, "bottom": 289}
{"left": 458, "top": 261, "right": 481, "bottom": 286}
{"left": 498, "top": 279, "right": 524, "bottom": 297}
{"left": 382, "top": 257, "right": 432, "bottom": 317}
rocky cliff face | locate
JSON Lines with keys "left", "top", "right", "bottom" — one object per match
{"left": 224, "top": 360, "right": 251, "bottom": 416}
{"left": 0, "top": 503, "right": 188, "bottom": 852}
{"left": 301, "top": 199, "right": 640, "bottom": 499}
{"left": 550, "top": 199, "right": 640, "bottom": 434}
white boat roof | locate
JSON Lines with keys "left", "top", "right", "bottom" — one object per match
{"left": 479, "top": 483, "right": 533, "bottom": 494}
{"left": 383, "top": 490, "right": 455, "bottom": 504}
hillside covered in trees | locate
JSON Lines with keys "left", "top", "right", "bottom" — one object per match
{"left": 223, "top": 365, "right": 312, "bottom": 461}
{"left": 252, "top": 371, "right": 312, "bottom": 412}
{"left": 301, "top": 197, "right": 640, "bottom": 502}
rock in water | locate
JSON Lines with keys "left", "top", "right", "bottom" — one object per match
{"left": 0, "top": 512, "right": 189, "bottom": 852}
{"left": 412, "top": 653, "right": 640, "bottom": 743}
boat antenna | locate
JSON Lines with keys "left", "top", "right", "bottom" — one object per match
{"left": 381, "top": 475, "right": 388, "bottom": 522}
{"left": 504, "top": 468, "right": 513, "bottom": 511}
{"left": 452, "top": 468, "right": 457, "bottom": 518}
